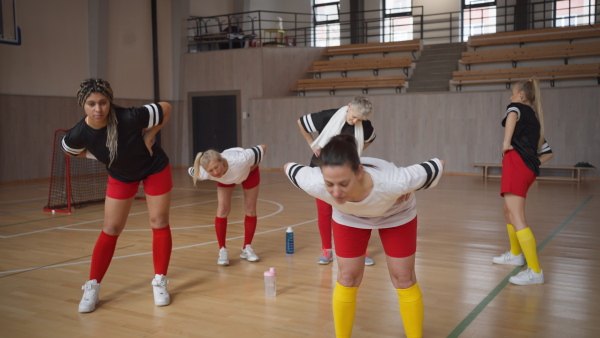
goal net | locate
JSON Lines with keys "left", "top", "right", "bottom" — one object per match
{"left": 44, "top": 129, "right": 145, "bottom": 213}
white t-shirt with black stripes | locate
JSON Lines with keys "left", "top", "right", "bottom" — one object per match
{"left": 188, "top": 146, "right": 264, "bottom": 185}
{"left": 285, "top": 157, "right": 443, "bottom": 229}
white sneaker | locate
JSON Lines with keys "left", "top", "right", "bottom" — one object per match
{"left": 78, "top": 279, "right": 100, "bottom": 313}
{"left": 218, "top": 247, "right": 229, "bottom": 266}
{"left": 318, "top": 249, "right": 333, "bottom": 265}
{"left": 365, "top": 256, "right": 375, "bottom": 266}
{"left": 151, "top": 274, "right": 170, "bottom": 306}
{"left": 492, "top": 251, "right": 525, "bottom": 266}
{"left": 509, "top": 268, "right": 544, "bottom": 285}
{"left": 240, "top": 245, "right": 260, "bottom": 262}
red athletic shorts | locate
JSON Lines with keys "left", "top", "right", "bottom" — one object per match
{"left": 332, "top": 216, "right": 418, "bottom": 258}
{"left": 106, "top": 163, "right": 173, "bottom": 200}
{"left": 501, "top": 150, "right": 535, "bottom": 198}
{"left": 217, "top": 166, "right": 260, "bottom": 189}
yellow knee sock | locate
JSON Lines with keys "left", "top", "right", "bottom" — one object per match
{"left": 332, "top": 282, "right": 358, "bottom": 338}
{"left": 507, "top": 224, "right": 521, "bottom": 255}
{"left": 397, "top": 283, "right": 424, "bottom": 338}
{"left": 516, "top": 228, "right": 541, "bottom": 273}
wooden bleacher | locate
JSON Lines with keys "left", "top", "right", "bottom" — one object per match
{"left": 293, "top": 75, "right": 407, "bottom": 96}
{"left": 292, "top": 40, "right": 421, "bottom": 96}
{"left": 323, "top": 40, "right": 422, "bottom": 58}
{"left": 452, "top": 26, "right": 600, "bottom": 91}
{"left": 468, "top": 24, "right": 600, "bottom": 49}
{"left": 459, "top": 41, "right": 600, "bottom": 68}
{"left": 307, "top": 56, "right": 414, "bottom": 77}
{"left": 451, "top": 63, "right": 600, "bottom": 90}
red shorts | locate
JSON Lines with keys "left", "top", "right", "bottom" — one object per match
{"left": 332, "top": 216, "right": 418, "bottom": 258}
{"left": 217, "top": 166, "right": 260, "bottom": 189}
{"left": 106, "top": 163, "right": 173, "bottom": 200}
{"left": 501, "top": 150, "right": 535, "bottom": 198}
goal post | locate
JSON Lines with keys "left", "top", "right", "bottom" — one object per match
{"left": 44, "top": 129, "right": 145, "bottom": 213}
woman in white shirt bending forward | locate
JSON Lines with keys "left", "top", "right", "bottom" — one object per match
{"left": 284, "top": 134, "right": 444, "bottom": 338}
{"left": 190, "top": 145, "right": 266, "bottom": 266}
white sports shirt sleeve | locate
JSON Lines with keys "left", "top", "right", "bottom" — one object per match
{"left": 285, "top": 157, "right": 444, "bottom": 229}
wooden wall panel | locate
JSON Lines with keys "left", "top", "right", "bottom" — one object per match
{"left": 2, "top": 48, "right": 599, "bottom": 183}
{"left": 245, "top": 87, "right": 600, "bottom": 177}
{"left": 0, "top": 95, "right": 80, "bottom": 182}
{"left": 0, "top": 95, "right": 180, "bottom": 183}
{"left": 261, "top": 47, "right": 326, "bottom": 98}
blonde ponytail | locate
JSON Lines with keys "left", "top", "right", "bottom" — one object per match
{"left": 192, "top": 149, "right": 223, "bottom": 186}
{"left": 516, "top": 78, "right": 545, "bottom": 152}
{"left": 192, "top": 152, "right": 203, "bottom": 186}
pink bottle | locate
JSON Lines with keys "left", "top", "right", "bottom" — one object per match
{"left": 264, "top": 267, "right": 276, "bottom": 297}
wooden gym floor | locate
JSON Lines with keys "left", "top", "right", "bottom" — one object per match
{"left": 0, "top": 169, "right": 598, "bottom": 337}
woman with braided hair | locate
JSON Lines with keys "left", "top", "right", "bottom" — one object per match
{"left": 62, "top": 78, "right": 173, "bottom": 312}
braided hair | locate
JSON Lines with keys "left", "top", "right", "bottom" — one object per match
{"left": 76, "top": 79, "right": 118, "bottom": 167}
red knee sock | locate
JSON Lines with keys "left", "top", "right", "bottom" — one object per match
{"left": 215, "top": 217, "right": 227, "bottom": 248}
{"left": 316, "top": 199, "right": 333, "bottom": 249}
{"left": 152, "top": 226, "right": 172, "bottom": 276}
{"left": 89, "top": 231, "right": 118, "bottom": 283}
{"left": 244, "top": 216, "right": 257, "bottom": 248}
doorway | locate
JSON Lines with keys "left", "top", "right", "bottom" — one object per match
{"left": 190, "top": 93, "right": 239, "bottom": 157}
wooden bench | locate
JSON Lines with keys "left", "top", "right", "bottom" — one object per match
{"left": 307, "top": 56, "right": 414, "bottom": 78}
{"left": 460, "top": 41, "right": 600, "bottom": 69}
{"left": 472, "top": 163, "right": 594, "bottom": 182}
{"left": 451, "top": 63, "right": 600, "bottom": 90}
{"left": 293, "top": 74, "right": 407, "bottom": 96}
{"left": 323, "top": 40, "right": 422, "bottom": 59}
{"left": 468, "top": 24, "right": 600, "bottom": 49}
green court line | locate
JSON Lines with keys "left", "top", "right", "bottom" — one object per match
{"left": 447, "top": 194, "right": 594, "bottom": 338}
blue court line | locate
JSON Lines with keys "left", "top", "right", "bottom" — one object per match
{"left": 447, "top": 195, "right": 594, "bottom": 338}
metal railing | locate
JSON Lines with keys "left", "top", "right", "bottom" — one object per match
{"left": 187, "top": 2, "right": 598, "bottom": 52}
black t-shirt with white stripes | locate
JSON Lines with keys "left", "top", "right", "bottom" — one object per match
{"left": 62, "top": 104, "right": 169, "bottom": 182}
{"left": 502, "top": 103, "right": 552, "bottom": 176}
{"left": 299, "top": 108, "right": 376, "bottom": 167}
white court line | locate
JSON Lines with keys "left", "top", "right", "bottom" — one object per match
{"left": 0, "top": 196, "right": 281, "bottom": 238}
{"left": 0, "top": 219, "right": 316, "bottom": 275}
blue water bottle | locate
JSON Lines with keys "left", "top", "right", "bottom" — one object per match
{"left": 286, "top": 227, "right": 294, "bottom": 254}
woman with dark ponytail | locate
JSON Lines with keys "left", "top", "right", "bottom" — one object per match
{"left": 492, "top": 78, "right": 553, "bottom": 285}
{"left": 284, "top": 134, "right": 444, "bottom": 338}
{"left": 62, "top": 78, "right": 174, "bottom": 312}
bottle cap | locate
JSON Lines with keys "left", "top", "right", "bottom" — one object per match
{"left": 264, "top": 267, "right": 276, "bottom": 277}
{"left": 286, "top": 226, "right": 293, "bottom": 232}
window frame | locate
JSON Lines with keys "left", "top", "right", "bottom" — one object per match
{"left": 461, "top": 0, "right": 497, "bottom": 42}
{"left": 381, "top": 0, "right": 414, "bottom": 42}
{"left": 382, "top": 0, "right": 413, "bottom": 19}
{"left": 313, "top": 0, "right": 341, "bottom": 47}
{"left": 553, "top": 0, "right": 596, "bottom": 27}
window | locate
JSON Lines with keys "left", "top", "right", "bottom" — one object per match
{"left": 0, "top": 0, "right": 18, "bottom": 44}
{"left": 314, "top": 0, "right": 340, "bottom": 47}
{"left": 555, "top": 0, "right": 596, "bottom": 27}
{"left": 382, "top": 0, "right": 413, "bottom": 42}
{"left": 462, "top": 0, "right": 497, "bottom": 42}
